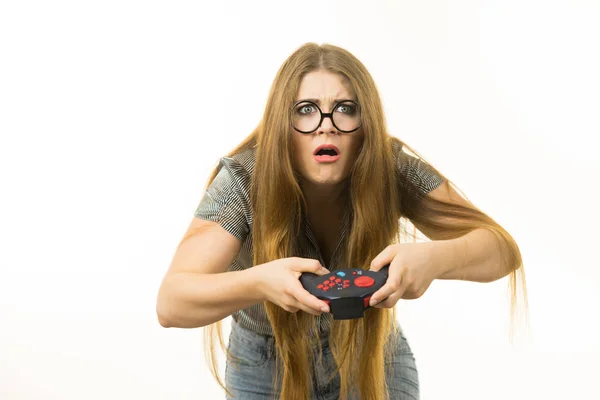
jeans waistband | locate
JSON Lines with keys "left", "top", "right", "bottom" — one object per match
{"left": 229, "top": 318, "right": 404, "bottom": 354}
{"left": 230, "top": 318, "right": 331, "bottom": 353}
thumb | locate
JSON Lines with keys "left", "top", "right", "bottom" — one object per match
{"left": 293, "top": 258, "right": 330, "bottom": 275}
{"left": 370, "top": 245, "right": 396, "bottom": 271}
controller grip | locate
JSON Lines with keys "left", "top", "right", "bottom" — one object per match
{"left": 299, "top": 272, "right": 317, "bottom": 285}
{"left": 378, "top": 263, "right": 390, "bottom": 278}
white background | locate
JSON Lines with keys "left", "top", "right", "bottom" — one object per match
{"left": 1, "top": 1, "right": 599, "bottom": 399}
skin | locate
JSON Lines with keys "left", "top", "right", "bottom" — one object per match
{"left": 291, "top": 69, "right": 364, "bottom": 212}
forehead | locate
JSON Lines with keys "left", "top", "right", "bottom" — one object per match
{"left": 296, "top": 70, "right": 356, "bottom": 104}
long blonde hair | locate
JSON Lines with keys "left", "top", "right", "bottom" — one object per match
{"left": 198, "top": 42, "right": 527, "bottom": 400}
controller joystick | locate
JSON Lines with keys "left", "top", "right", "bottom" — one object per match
{"left": 299, "top": 264, "right": 390, "bottom": 320}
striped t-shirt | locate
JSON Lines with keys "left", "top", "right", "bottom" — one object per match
{"left": 194, "top": 142, "right": 444, "bottom": 337}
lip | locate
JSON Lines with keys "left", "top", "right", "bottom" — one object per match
{"left": 313, "top": 144, "right": 341, "bottom": 156}
{"left": 314, "top": 154, "right": 341, "bottom": 163}
{"left": 313, "top": 144, "right": 341, "bottom": 163}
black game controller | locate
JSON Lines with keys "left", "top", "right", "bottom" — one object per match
{"left": 300, "top": 264, "right": 390, "bottom": 320}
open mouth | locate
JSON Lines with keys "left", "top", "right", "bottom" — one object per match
{"left": 313, "top": 144, "right": 341, "bottom": 162}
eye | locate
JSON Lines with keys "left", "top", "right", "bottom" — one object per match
{"left": 296, "top": 104, "right": 316, "bottom": 115}
{"left": 336, "top": 103, "right": 356, "bottom": 114}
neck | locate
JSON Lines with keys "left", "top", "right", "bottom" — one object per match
{"left": 300, "top": 178, "right": 348, "bottom": 211}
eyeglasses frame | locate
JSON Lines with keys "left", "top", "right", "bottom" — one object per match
{"left": 291, "top": 99, "right": 362, "bottom": 134}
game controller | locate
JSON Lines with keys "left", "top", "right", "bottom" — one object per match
{"left": 300, "top": 264, "right": 390, "bottom": 320}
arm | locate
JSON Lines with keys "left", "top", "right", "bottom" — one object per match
{"left": 416, "top": 181, "right": 519, "bottom": 283}
{"left": 430, "top": 228, "right": 514, "bottom": 282}
{"left": 156, "top": 217, "right": 264, "bottom": 328}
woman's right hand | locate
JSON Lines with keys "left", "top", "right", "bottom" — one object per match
{"left": 255, "top": 257, "right": 331, "bottom": 315}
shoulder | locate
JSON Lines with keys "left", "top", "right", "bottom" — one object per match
{"left": 215, "top": 147, "right": 255, "bottom": 194}
{"left": 391, "top": 139, "right": 444, "bottom": 195}
{"left": 194, "top": 147, "right": 255, "bottom": 240}
{"left": 226, "top": 146, "right": 256, "bottom": 175}
{"left": 391, "top": 140, "right": 420, "bottom": 167}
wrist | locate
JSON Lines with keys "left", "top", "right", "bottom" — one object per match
{"left": 430, "top": 237, "right": 466, "bottom": 280}
{"left": 246, "top": 264, "right": 268, "bottom": 302}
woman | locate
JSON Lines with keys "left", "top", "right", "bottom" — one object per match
{"left": 156, "top": 43, "right": 526, "bottom": 400}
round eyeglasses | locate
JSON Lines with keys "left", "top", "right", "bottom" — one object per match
{"left": 291, "top": 100, "right": 362, "bottom": 134}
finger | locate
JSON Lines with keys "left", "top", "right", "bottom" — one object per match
{"left": 374, "top": 289, "right": 402, "bottom": 308}
{"left": 292, "top": 284, "right": 330, "bottom": 313}
{"left": 281, "top": 301, "right": 300, "bottom": 313}
{"left": 293, "top": 299, "right": 323, "bottom": 316}
{"left": 374, "top": 275, "right": 407, "bottom": 308}
{"left": 369, "top": 245, "right": 397, "bottom": 271}
{"left": 290, "top": 258, "right": 330, "bottom": 275}
{"left": 370, "top": 273, "right": 403, "bottom": 307}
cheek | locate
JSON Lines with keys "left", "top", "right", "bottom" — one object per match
{"left": 347, "top": 137, "right": 363, "bottom": 157}
{"left": 291, "top": 134, "right": 310, "bottom": 165}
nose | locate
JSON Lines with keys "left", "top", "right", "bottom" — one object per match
{"left": 316, "top": 113, "right": 337, "bottom": 135}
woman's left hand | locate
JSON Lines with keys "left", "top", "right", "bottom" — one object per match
{"left": 368, "top": 242, "right": 442, "bottom": 308}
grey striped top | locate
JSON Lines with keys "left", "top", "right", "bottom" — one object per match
{"left": 194, "top": 142, "right": 444, "bottom": 337}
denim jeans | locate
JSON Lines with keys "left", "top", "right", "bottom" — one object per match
{"left": 224, "top": 319, "right": 419, "bottom": 400}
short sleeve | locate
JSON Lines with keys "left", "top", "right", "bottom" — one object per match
{"left": 395, "top": 143, "right": 444, "bottom": 195}
{"left": 194, "top": 159, "right": 251, "bottom": 242}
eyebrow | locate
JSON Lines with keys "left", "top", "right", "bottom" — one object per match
{"left": 295, "top": 98, "right": 356, "bottom": 104}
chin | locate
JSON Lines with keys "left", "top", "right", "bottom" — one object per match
{"left": 310, "top": 173, "right": 346, "bottom": 185}
{"left": 296, "top": 162, "right": 349, "bottom": 185}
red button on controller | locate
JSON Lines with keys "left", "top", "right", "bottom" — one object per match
{"left": 354, "top": 276, "right": 375, "bottom": 287}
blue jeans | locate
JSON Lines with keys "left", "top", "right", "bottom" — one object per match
{"left": 225, "top": 319, "right": 419, "bottom": 399}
